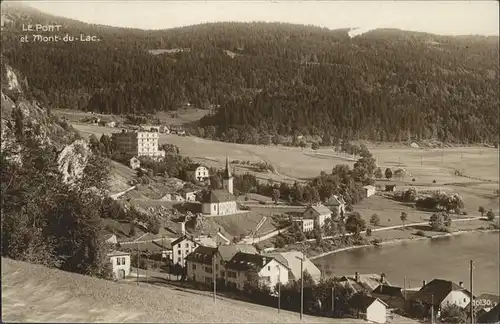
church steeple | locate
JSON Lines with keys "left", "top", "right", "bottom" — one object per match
{"left": 223, "top": 155, "right": 233, "bottom": 179}
{"left": 222, "top": 155, "right": 234, "bottom": 194}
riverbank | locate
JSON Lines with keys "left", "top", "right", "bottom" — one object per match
{"left": 309, "top": 227, "right": 499, "bottom": 261}
{"left": 300, "top": 216, "right": 499, "bottom": 260}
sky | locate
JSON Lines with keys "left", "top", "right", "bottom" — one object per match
{"left": 15, "top": 0, "right": 500, "bottom": 36}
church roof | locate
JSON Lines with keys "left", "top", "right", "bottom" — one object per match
{"left": 202, "top": 189, "right": 236, "bottom": 203}
{"left": 222, "top": 156, "right": 233, "bottom": 179}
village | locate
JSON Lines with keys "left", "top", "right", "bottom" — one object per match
{"left": 83, "top": 118, "right": 500, "bottom": 324}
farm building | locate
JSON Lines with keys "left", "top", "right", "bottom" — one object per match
{"left": 291, "top": 217, "right": 314, "bottom": 232}
{"left": 363, "top": 185, "right": 376, "bottom": 197}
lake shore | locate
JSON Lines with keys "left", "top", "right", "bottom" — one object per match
{"left": 309, "top": 221, "right": 499, "bottom": 261}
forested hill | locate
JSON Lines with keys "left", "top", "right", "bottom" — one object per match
{"left": 1, "top": 3, "right": 499, "bottom": 143}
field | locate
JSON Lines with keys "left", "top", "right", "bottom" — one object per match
{"left": 2, "top": 258, "right": 366, "bottom": 323}
{"left": 71, "top": 122, "right": 499, "bottom": 239}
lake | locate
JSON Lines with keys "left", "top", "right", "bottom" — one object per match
{"left": 313, "top": 231, "right": 499, "bottom": 295}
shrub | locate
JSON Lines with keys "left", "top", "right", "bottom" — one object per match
{"left": 371, "top": 238, "right": 382, "bottom": 245}
{"left": 486, "top": 210, "right": 496, "bottom": 221}
{"left": 412, "top": 178, "right": 416, "bottom": 182}
{"left": 432, "top": 180, "right": 436, "bottom": 183}
{"left": 415, "top": 230, "right": 426, "bottom": 237}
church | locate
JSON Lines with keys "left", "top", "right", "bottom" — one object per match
{"left": 201, "top": 157, "right": 238, "bottom": 216}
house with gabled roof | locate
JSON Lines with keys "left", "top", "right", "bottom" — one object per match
{"left": 372, "top": 284, "right": 407, "bottom": 310}
{"left": 265, "top": 251, "right": 321, "bottom": 284}
{"left": 171, "top": 235, "right": 217, "bottom": 267}
{"left": 411, "top": 279, "right": 473, "bottom": 314}
{"left": 302, "top": 203, "right": 332, "bottom": 228}
{"left": 224, "top": 252, "right": 289, "bottom": 292}
{"left": 201, "top": 189, "right": 238, "bottom": 216}
{"left": 107, "top": 250, "right": 131, "bottom": 280}
{"left": 186, "top": 163, "right": 209, "bottom": 182}
{"left": 338, "top": 272, "right": 390, "bottom": 294}
{"left": 324, "top": 194, "right": 346, "bottom": 217}
{"left": 349, "top": 294, "right": 388, "bottom": 324}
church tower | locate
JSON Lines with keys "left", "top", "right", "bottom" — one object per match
{"left": 222, "top": 156, "right": 233, "bottom": 194}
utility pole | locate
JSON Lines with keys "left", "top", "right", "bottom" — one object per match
{"left": 212, "top": 254, "right": 217, "bottom": 304}
{"left": 431, "top": 294, "right": 434, "bottom": 324}
{"left": 404, "top": 276, "right": 407, "bottom": 300}
{"left": 421, "top": 155, "right": 423, "bottom": 166}
{"left": 277, "top": 265, "right": 281, "bottom": 313}
{"left": 136, "top": 242, "right": 139, "bottom": 286}
{"left": 295, "top": 254, "right": 305, "bottom": 321}
{"left": 331, "top": 286, "right": 335, "bottom": 315}
{"left": 470, "top": 260, "right": 474, "bottom": 324}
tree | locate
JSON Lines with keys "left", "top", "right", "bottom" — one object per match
{"left": 366, "top": 228, "right": 372, "bottom": 236}
{"left": 385, "top": 168, "right": 393, "bottom": 180}
{"left": 478, "top": 206, "right": 486, "bottom": 216}
{"left": 369, "top": 213, "right": 380, "bottom": 227}
{"left": 311, "top": 142, "right": 320, "bottom": 150}
{"left": 486, "top": 210, "right": 495, "bottom": 221}
{"left": 429, "top": 212, "right": 451, "bottom": 232}
{"left": 440, "top": 305, "right": 468, "bottom": 323}
{"left": 374, "top": 167, "right": 383, "bottom": 179}
{"left": 400, "top": 212, "right": 408, "bottom": 227}
{"left": 273, "top": 188, "right": 280, "bottom": 205}
{"left": 345, "top": 212, "right": 366, "bottom": 236}
{"left": 394, "top": 168, "right": 405, "bottom": 180}
{"left": 129, "top": 224, "right": 136, "bottom": 236}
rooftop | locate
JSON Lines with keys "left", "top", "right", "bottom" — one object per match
{"left": 107, "top": 250, "right": 131, "bottom": 257}
{"left": 304, "top": 204, "right": 332, "bottom": 217}
{"left": 413, "top": 279, "right": 473, "bottom": 305}
{"left": 225, "top": 252, "right": 280, "bottom": 272}
{"left": 265, "top": 251, "right": 321, "bottom": 283}
{"left": 201, "top": 189, "right": 236, "bottom": 204}
{"left": 217, "top": 244, "right": 258, "bottom": 261}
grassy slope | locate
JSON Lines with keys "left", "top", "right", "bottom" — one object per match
{"left": 2, "top": 258, "right": 360, "bottom": 323}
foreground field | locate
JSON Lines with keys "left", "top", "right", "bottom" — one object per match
{"left": 2, "top": 258, "right": 364, "bottom": 323}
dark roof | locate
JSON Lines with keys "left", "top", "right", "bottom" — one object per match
{"left": 186, "top": 163, "right": 203, "bottom": 171}
{"left": 225, "top": 252, "right": 272, "bottom": 272}
{"left": 350, "top": 295, "right": 387, "bottom": 310}
{"left": 185, "top": 246, "right": 217, "bottom": 265}
{"left": 201, "top": 189, "right": 236, "bottom": 203}
{"left": 413, "top": 279, "right": 472, "bottom": 305}
{"left": 478, "top": 303, "right": 500, "bottom": 324}
{"left": 217, "top": 244, "right": 258, "bottom": 261}
{"left": 171, "top": 235, "right": 192, "bottom": 246}
{"left": 372, "top": 285, "right": 405, "bottom": 298}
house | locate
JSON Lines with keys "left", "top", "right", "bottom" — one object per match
{"left": 477, "top": 303, "right": 500, "bottom": 324}
{"left": 107, "top": 250, "right": 131, "bottom": 280}
{"left": 302, "top": 203, "right": 332, "bottom": 228}
{"left": 201, "top": 158, "right": 237, "bottom": 216}
{"left": 178, "top": 188, "right": 198, "bottom": 202}
{"left": 129, "top": 156, "right": 140, "bottom": 170}
{"left": 338, "top": 272, "right": 391, "bottom": 293}
{"left": 185, "top": 245, "right": 218, "bottom": 285}
{"left": 160, "top": 192, "right": 185, "bottom": 202}
{"left": 105, "top": 121, "right": 116, "bottom": 128}
{"left": 172, "top": 235, "right": 217, "bottom": 267}
{"left": 265, "top": 251, "right": 321, "bottom": 284}
{"left": 372, "top": 284, "right": 407, "bottom": 310}
{"left": 170, "top": 125, "right": 185, "bottom": 135}
{"left": 363, "top": 185, "right": 377, "bottom": 197}
{"left": 224, "top": 252, "right": 289, "bottom": 292}
{"left": 291, "top": 217, "right": 315, "bottom": 232}
{"left": 186, "top": 163, "right": 209, "bottom": 182}
{"left": 323, "top": 194, "right": 346, "bottom": 217}
{"left": 185, "top": 244, "right": 257, "bottom": 286}
{"left": 105, "top": 234, "right": 118, "bottom": 245}
{"left": 350, "top": 294, "right": 388, "bottom": 324}
{"left": 384, "top": 184, "right": 397, "bottom": 192}
{"left": 411, "top": 279, "right": 473, "bottom": 313}
{"left": 159, "top": 125, "right": 170, "bottom": 134}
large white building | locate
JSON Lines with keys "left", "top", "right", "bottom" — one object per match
{"left": 302, "top": 203, "right": 332, "bottom": 228}
{"left": 186, "top": 163, "right": 210, "bottom": 182}
{"left": 186, "top": 246, "right": 289, "bottom": 292}
{"left": 111, "top": 130, "right": 165, "bottom": 159}
{"left": 201, "top": 157, "right": 237, "bottom": 216}
{"left": 171, "top": 235, "right": 217, "bottom": 267}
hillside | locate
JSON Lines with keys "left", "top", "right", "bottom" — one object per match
{"left": 2, "top": 257, "right": 360, "bottom": 323}
{"left": 1, "top": 3, "right": 499, "bottom": 143}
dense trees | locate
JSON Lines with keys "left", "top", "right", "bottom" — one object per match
{"left": 1, "top": 108, "right": 112, "bottom": 278}
{"left": 2, "top": 6, "right": 499, "bottom": 144}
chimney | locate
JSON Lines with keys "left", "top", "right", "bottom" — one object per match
{"left": 355, "top": 272, "right": 360, "bottom": 282}
{"left": 181, "top": 222, "right": 186, "bottom": 236}
{"left": 262, "top": 257, "right": 267, "bottom": 266}
{"left": 459, "top": 281, "right": 464, "bottom": 288}
{"left": 380, "top": 273, "right": 386, "bottom": 283}
{"left": 422, "top": 280, "right": 427, "bottom": 287}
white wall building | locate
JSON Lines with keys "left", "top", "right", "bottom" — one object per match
{"left": 107, "top": 250, "right": 131, "bottom": 280}
{"left": 111, "top": 131, "right": 165, "bottom": 159}
{"left": 352, "top": 296, "right": 388, "bottom": 324}
{"left": 302, "top": 203, "right": 332, "bottom": 228}
{"left": 291, "top": 217, "right": 314, "bottom": 232}
{"left": 363, "top": 185, "right": 377, "bottom": 198}
{"left": 171, "top": 235, "right": 217, "bottom": 267}
{"left": 186, "top": 164, "right": 210, "bottom": 182}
